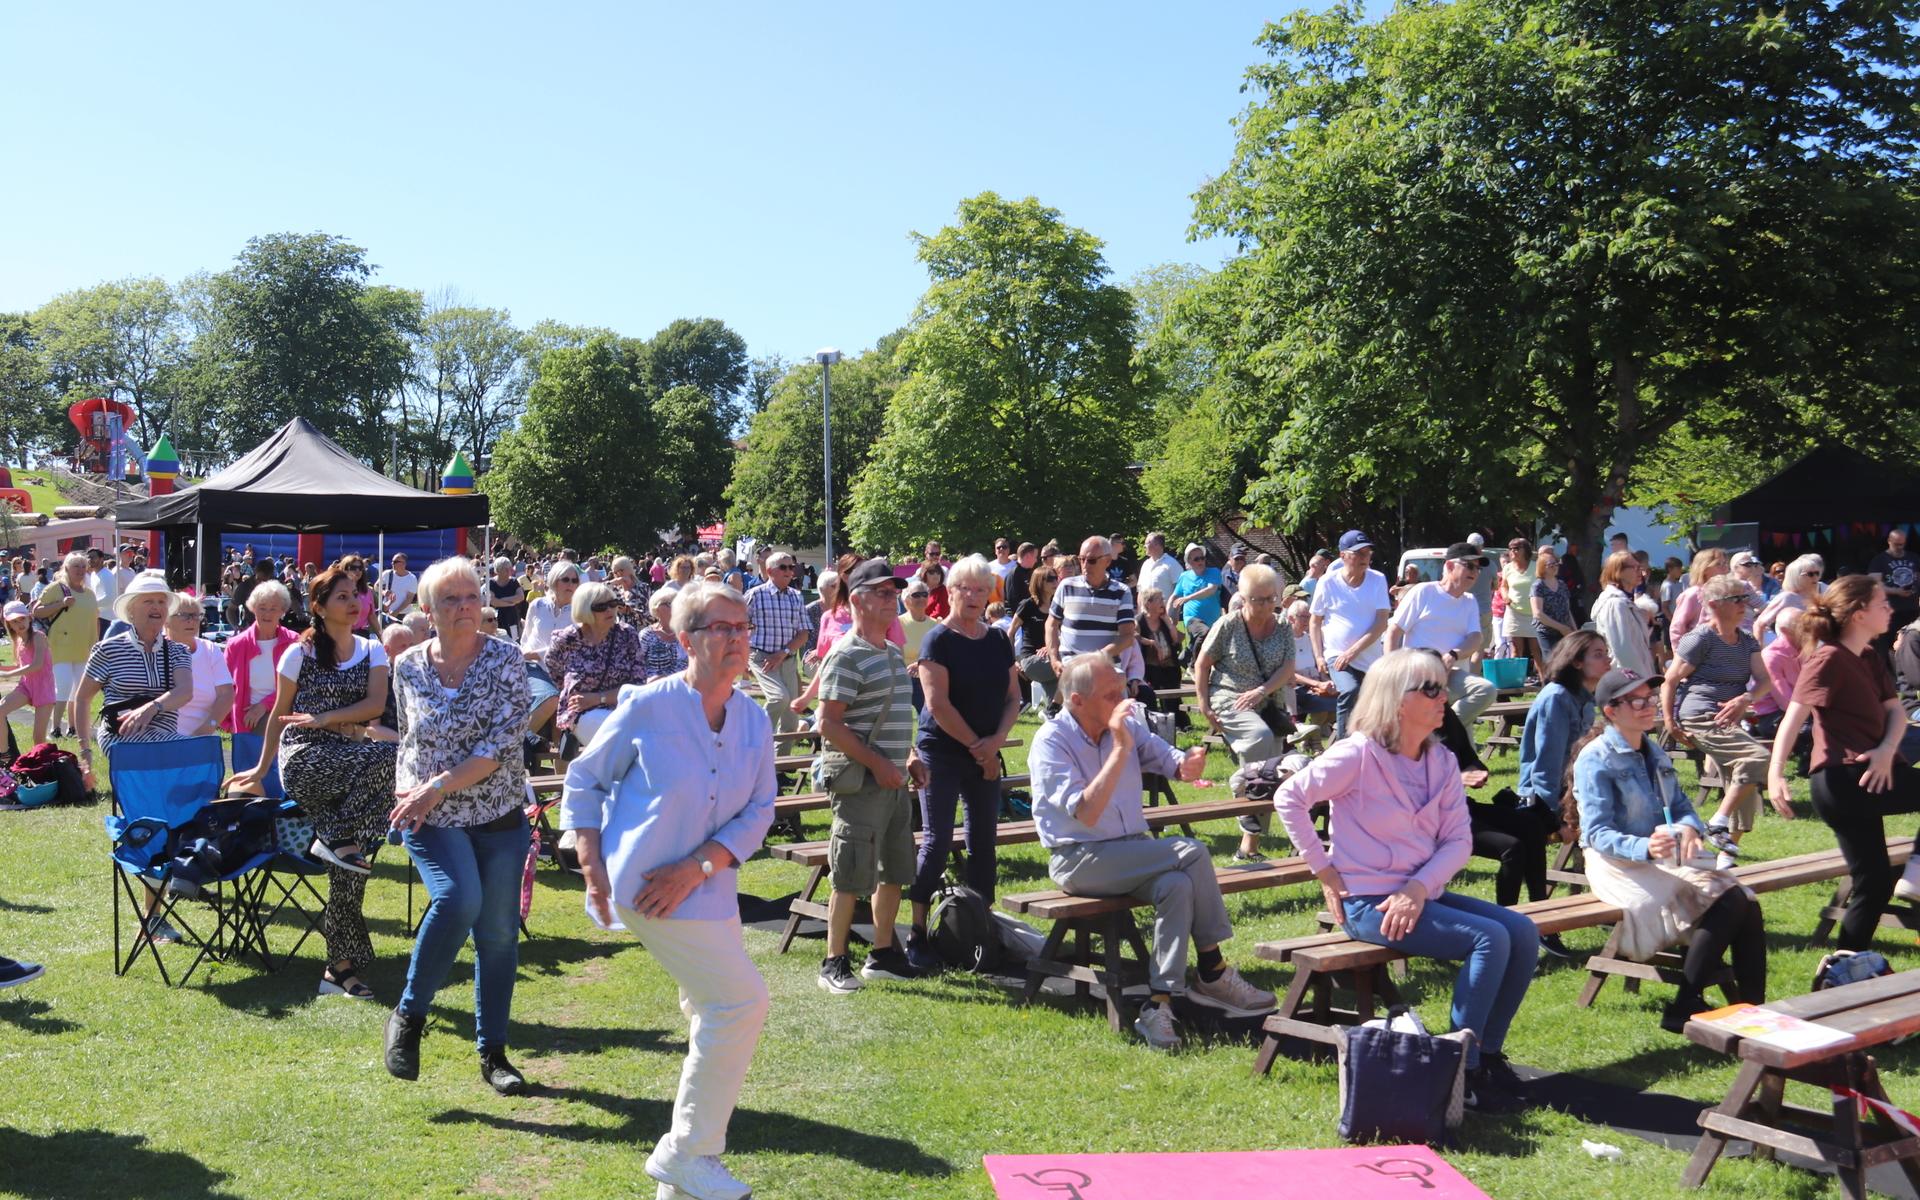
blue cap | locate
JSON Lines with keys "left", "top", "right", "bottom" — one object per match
{"left": 1338, "top": 530, "right": 1373, "bottom": 553}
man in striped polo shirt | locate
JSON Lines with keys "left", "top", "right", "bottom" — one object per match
{"left": 815, "top": 558, "right": 926, "bottom": 994}
{"left": 744, "top": 551, "right": 808, "bottom": 734}
{"left": 1044, "top": 535, "right": 1137, "bottom": 671}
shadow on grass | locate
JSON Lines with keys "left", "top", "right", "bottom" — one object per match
{"left": 0, "top": 1128, "right": 242, "bottom": 1199}
{"left": 0, "top": 994, "right": 79, "bottom": 1034}
{"left": 422, "top": 1005, "right": 684, "bottom": 1057}
{"left": 0, "top": 894, "right": 54, "bottom": 913}
{"left": 432, "top": 1086, "right": 953, "bottom": 1177}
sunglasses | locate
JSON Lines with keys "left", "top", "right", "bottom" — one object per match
{"left": 589, "top": 601, "right": 619, "bottom": 613}
{"left": 1405, "top": 681, "right": 1446, "bottom": 699}
{"left": 1609, "top": 695, "right": 1656, "bottom": 712}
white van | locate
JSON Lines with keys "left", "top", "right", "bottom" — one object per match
{"left": 1397, "top": 547, "right": 1449, "bottom": 587}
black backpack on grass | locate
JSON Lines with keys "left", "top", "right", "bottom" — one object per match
{"left": 930, "top": 885, "right": 1003, "bottom": 974}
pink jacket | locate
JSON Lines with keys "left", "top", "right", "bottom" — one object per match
{"left": 1274, "top": 732, "right": 1472, "bottom": 898}
{"left": 222, "top": 624, "right": 302, "bottom": 732}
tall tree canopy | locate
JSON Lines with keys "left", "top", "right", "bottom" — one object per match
{"left": 848, "top": 192, "right": 1146, "bottom": 553}
{"left": 1186, "top": 0, "right": 1920, "bottom": 571}
{"left": 185, "top": 233, "right": 420, "bottom": 464}
{"left": 725, "top": 340, "right": 902, "bottom": 549}
{"left": 483, "top": 336, "right": 664, "bottom": 551}
{"left": 32, "top": 277, "right": 187, "bottom": 449}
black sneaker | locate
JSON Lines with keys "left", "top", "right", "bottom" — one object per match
{"left": 0, "top": 957, "right": 45, "bottom": 989}
{"left": 1661, "top": 990, "right": 1707, "bottom": 1034}
{"left": 384, "top": 1007, "right": 425, "bottom": 1080}
{"left": 1702, "top": 821, "right": 1739, "bottom": 857}
{"left": 860, "top": 944, "right": 918, "bottom": 981}
{"left": 1538, "top": 933, "right": 1578, "bottom": 961}
{"left": 1479, "top": 1052, "right": 1529, "bottom": 1101}
{"left": 479, "top": 1049, "right": 528, "bottom": 1096}
{"left": 1464, "top": 1065, "right": 1523, "bottom": 1114}
{"left": 818, "top": 953, "right": 863, "bottom": 995}
{"left": 904, "top": 930, "right": 943, "bottom": 975}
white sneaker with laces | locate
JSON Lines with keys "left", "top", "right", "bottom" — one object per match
{"left": 1188, "top": 964, "right": 1278, "bottom": 1016}
{"left": 645, "top": 1149, "right": 751, "bottom": 1200}
{"left": 1896, "top": 859, "right": 1920, "bottom": 904}
{"left": 1133, "top": 1001, "right": 1180, "bottom": 1050}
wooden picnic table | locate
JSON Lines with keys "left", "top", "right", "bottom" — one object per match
{"left": 1683, "top": 969, "right": 1920, "bottom": 1197}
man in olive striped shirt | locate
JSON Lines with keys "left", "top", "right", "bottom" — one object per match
{"left": 815, "top": 559, "right": 926, "bottom": 994}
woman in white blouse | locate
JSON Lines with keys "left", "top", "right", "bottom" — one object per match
{"left": 561, "top": 581, "right": 776, "bottom": 1200}
{"left": 164, "top": 593, "right": 231, "bottom": 738}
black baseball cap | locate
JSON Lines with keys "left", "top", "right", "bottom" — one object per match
{"left": 1444, "top": 542, "right": 1489, "bottom": 566}
{"left": 1595, "top": 668, "right": 1663, "bottom": 708}
{"left": 845, "top": 558, "right": 907, "bottom": 593}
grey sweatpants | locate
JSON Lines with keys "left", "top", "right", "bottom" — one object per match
{"left": 1449, "top": 664, "right": 1497, "bottom": 728}
{"left": 1047, "top": 833, "right": 1233, "bottom": 995}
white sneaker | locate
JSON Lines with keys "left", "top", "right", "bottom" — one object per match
{"left": 1895, "top": 860, "right": 1920, "bottom": 904}
{"left": 1715, "top": 851, "right": 1738, "bottom": 871}
{"left": 1188, "top": 964, "right": 1278, "bottom": 1016}
{"left": 1133, "top": 1001, "right": 1180, "bottom": 1050}
{"left": 645, "top": 1150, "right": 751, "bottom": 1200}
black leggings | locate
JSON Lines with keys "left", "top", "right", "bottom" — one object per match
{"left": 1469, "top": 800, "right": 1555, "bottom": 906}
{"left": 1682, "top": 887, "right": 1767, "bottom": 1004}
{"left": 1809, "top": 760, "right": 1920, "bottom": 950}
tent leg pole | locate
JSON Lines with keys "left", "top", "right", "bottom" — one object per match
{"left": 195, "top": 521, "right": 204, "bottom": 593}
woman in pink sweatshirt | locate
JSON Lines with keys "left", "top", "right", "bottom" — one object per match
{"left": 1276, "top": 648, "right": 1538, "bottom": 1113}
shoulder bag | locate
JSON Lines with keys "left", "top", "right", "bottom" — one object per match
{"left": 1234, "top": 615, "right": 1297, "bottom": 740}
{"left": 100, "top": 639, "right": 176, "bottom": 730}
{"left": 813, "top": 648, "right": 903, "bottom": 794}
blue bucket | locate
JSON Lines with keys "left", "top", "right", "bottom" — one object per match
{"left": 14, "top": 780, "right": 59, "bottom": 808}
{"left": 1481, "top": 657, "right": 1528, "bottom": 689}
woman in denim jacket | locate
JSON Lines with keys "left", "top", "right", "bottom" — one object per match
{"left": 1573, "top": 668, "right": 1766, "bottom": 1032}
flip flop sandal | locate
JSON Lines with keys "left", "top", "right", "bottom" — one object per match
{"left": 310, "top": 839, "right": 372, "bottom": 875}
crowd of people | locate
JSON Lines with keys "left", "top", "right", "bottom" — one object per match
{"left": 4, "top": 519, "right": 1919, "bottom": 1194}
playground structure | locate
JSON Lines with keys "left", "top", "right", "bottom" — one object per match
{"left": 68, "top": 397, "right": 143, "bottom": 481}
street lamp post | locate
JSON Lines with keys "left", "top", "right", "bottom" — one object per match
{"left": 814, "top": 348, "right": 843, "bottom": 568}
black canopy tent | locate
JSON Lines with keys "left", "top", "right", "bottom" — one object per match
{"left": 1715, "top": 446, "right": 1920, "bottom": 573}
{"left": 118, "top": 417, "right": 489, "bottom": 589}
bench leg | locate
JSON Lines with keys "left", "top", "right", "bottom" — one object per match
{"left": 775, "top": 865, "right": 825, "bottom": 955}
{"left": 1352, "top": 968, "right": 1377, "bottom": 1024}
{"left": 1021, "top": 920, "right": 1072, "bottom": 1006}
{"left": 1811, "top": 878, "right": 1852, "bottom": 946}
{"left": 1683, "top": 1060, "right": 1769, "bottom": 1189}
{"left": 1098, "top": 913, "right": 1134, "bottom": 1034}
{"left": 1253, "top": 968, "right": 1325, "bottom": 1078}
{"left": 1834, "top": 1055, "right": 1868, "bottom": 1200}
{"left": 1072, "top": 923, "right": 1093, "bottom": 1010}
{"left": 1578, "top": 925, "right": 1626, "bottom": 1008}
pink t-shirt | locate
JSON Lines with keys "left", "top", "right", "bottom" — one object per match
{"left": 810, "top": 608, "right": 905, "bottom": 663}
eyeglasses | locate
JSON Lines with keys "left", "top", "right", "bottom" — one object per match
{"left": 691, "top": 620, "right": 754, "bottom": 638}
{"left": 557, "top": 576, "right": 580, "bottom": 585}
{"left": 1405, "top": 681, "right": 1446, "bottom": 699}
{"left": 1080, "top": 554, "right": 1110, "bottom": 565}
{"left": 1243, "top": 593, "right": 1279, "bottom": 604}
{"left": 1610, "top": 695, "right": 1656, "bottom": 712}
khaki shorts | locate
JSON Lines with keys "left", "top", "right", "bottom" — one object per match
{"left": 1681, "top": 716, "right": 1770, "bottom": 831}
{"left": 829, "top": 782, "right": 915, "bottom": 895}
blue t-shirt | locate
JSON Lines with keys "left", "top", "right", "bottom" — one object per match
{"left": 1172, "top": 568, "right": 1225, "bottom": 626}
{"left": 916, "top": 622, "right": 1016, "bottom": 757}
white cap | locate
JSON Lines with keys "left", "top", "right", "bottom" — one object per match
{"left": 1466, "top": 532, "right": 1485, "bottom": 548}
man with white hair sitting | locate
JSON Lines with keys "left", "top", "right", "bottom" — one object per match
{"left": 1029, "top": 653, "right": 1275, "bottom": 1049}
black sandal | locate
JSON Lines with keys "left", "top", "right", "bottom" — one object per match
{"left": 310, "top": 838, "right": 372, "bottom": 875}
{"left": 318, "top": 965, "right": 376, "bottom": 1001}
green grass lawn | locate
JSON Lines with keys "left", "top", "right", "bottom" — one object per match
{"left": 2, "top": 698, "right": 1916, "bottom": 1200}
{"left": 8, "top": 472, "right": 72, "bottom": 518}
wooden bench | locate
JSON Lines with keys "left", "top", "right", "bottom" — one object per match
{"left": 1474, "top": 700, "right": 1531, "bottom": 754}
{"left": 773, "top": 738, "right": 1023, "bottom": 776}
{"left": 767, "top": 796, "right": 1273, "bottom": 954}
{"left": 1004, "top": 856, "right": 1319, "bottom": 1033}
{"left": 1682, "top": 969, "right": 1920, "bottom": 1197}
{"left": 1248, "top": 841, "right": 1914, "bottom": 1073}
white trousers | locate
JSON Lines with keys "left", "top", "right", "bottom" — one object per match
{"left": 615, "top": 908, "right": 769, "bottom": 1161}
{"left": 52, "top": 661, "right": 83, "bottom": 704}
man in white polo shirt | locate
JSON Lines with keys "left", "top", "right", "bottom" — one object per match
{"left": 1387, "top": 541, "right": 1498, "bottom": 726}
{"left": 1308, "top": 530, "right": 1391, "bottom": 738}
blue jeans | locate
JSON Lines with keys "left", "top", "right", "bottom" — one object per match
{"left": 909, "top": 749, "right": 1001, "bottom": 906}
{"left": 1341, "top": 889, "right": 1537, "bottom": 1067}
{"left": 399, "top": 813, "right": 528, "bottom": 1054}
{"left": 1331, "top": 667, "right": 1367, "bottom": 739}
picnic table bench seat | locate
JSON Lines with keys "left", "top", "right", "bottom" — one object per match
{"left": 1002, "top": 856, "right": 1320, "bottom": 1032}
{"left": 767, "top": 795, "right": 1272, "bottom": 954}
{"left": 1248, "top": 840, "right": 1916, "bottom": 1075}
{"left": 1683, "top": 968, "right": 1920, "bottom": 1197}
{"left": 1474, "top": 700, "right": 1533, "bottom": 754}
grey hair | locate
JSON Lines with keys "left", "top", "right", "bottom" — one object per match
{"left": 1784, "top": 554, "right": 1824, "bottom": 595}
{"left": 611, "top": 555, "right": 635, "bottom": 576}
{"left": 1286, "top": 599, "right": 1311, "bottom": 621}
{"left": 1238, "top": 563, "right": 1280, "bottom": 596}
{"left": 381, "top": 623, "right": 417, "bottom": 655}
{"left": 62, "top": 551, "right": 88, "bottom": 573}
{"left": 946, "top": 553, "right": 996, "bottom": 591}
{"left": 168, "top": 591, "right": 207, "bottom": 618}
{"left": 571, "top": 581, "right": 616, "bottom": 623}
{"left": 671, "top": 579, "right": 745, "bottom": 634}
{"left": 1349, "top": 648, "right": 1449, "bottom": 749}
{"left": 1699, "top": 574, "right": 1750, "bottom": 604}
{"left": 246, "top": 580, "right": 292, "bottom": 613}
{"left": 1138, "top": 585, "right": 1166, "bottom": 608}
{"left": 1059, "top": 651, "right": 1121, "bottom": 701}
{"left": 418, "top": 557, "right": 484, "bottom": 612}
{"left": 817, "top": 570, "right": 843, "bottom": 608}
{"left": 492, "top": 556, "right": 513, "bottom": 573}
{"left": 547, "top": 559, "right": 581, "bottom": 588}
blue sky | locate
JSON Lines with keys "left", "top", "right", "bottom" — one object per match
{"left": 0, "top": 2, "right": 1285, "bottom": 364}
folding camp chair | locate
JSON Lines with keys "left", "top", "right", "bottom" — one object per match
{"left": 229, "top": 732, "right": 328, "bottom": 965}
{"left": 106, "top": 737, "right": 278, "bottom": 987}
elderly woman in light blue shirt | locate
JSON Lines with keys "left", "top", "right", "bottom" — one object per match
{"left": 561, "top": 580, "right": 775, "bottom": 1200}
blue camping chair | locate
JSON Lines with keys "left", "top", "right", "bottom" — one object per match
{"left": 229, "top": 732, "right": 329, "bottom": 964}
{"left": 106, "top": 736, "right": 279, "bottom": 987}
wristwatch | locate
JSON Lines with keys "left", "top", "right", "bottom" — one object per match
{"left": 697, "top": 855, "right": 715, "bottom": 878}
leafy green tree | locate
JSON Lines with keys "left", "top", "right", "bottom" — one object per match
{"left": 31, "top": 277, "right": 187, "bottom": 449}
{"left": 185, "top": 233, "right": 419, "bottom": 463}
{"left": 652, "top": 383, "right": 736, "bottom": 539}
{"left": 0, "top": 314, "right": 61, "bottom": 465}
{"left": 742, "top": 353, "right": 789, "bottom": 425}
{"left": 1188, "top": 0, "right": 1920, "bottom": 575}
{"left": 725, "top": 346, "right": 899, "bottom": 548}
{"left": 643, "top": 317, "right": 748, "bottom": 426}
{"left": 848, "top": 192, "right": 1146, "bottom": 553}
{"left": 416, "top": 304, "right": 527, "bottom": 469}
{"left": 483, "top": 336, "right": 664, "bottom": 550}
